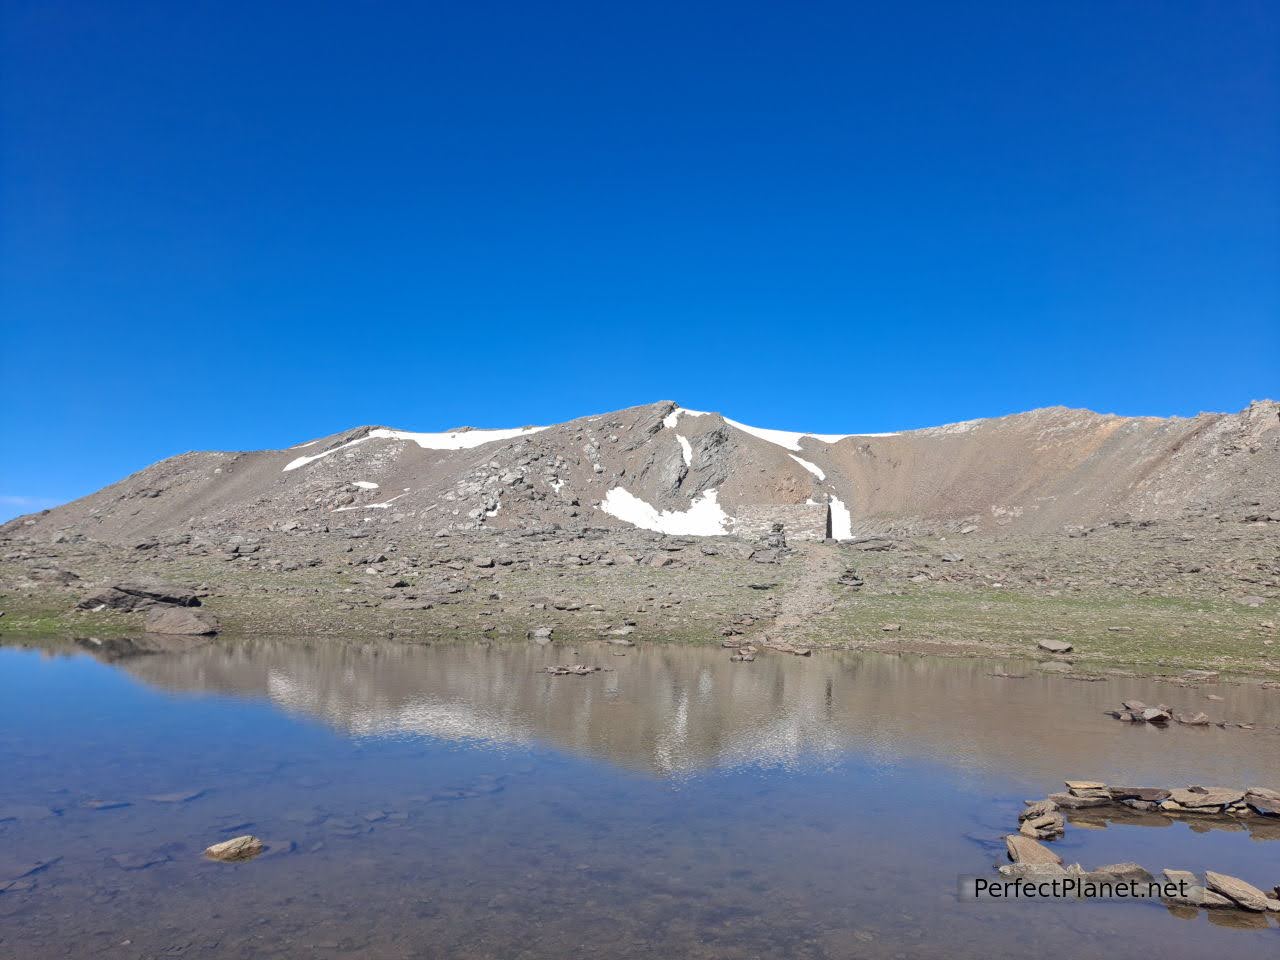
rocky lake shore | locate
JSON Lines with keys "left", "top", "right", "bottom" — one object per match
{"left": 2, "top": 510, "right": 1277, "bottom": 681}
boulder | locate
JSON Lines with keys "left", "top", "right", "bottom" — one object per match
{"left": 144, "top": 607, "right": 219, "bottom": 636}
{"left": 1204, "top": 871, "right": 1271, "bottom": 911}
{"left": 203, "top": 835, "right": 264, "bottom": 863}
{"left": 1005, "top": 835, "right": 1062, "bottom": 865}
{"left": 1037, "top": 639, "right": 1073, "bottom": 654}
{"left": 77, "top": 582, "right": 201, "bottom": 613}
{"left": 1139, "top": 707, "right": 1171, "bottom": 723}
{"left": 1176, "top": 712, "right": 1211, "bottom": 726}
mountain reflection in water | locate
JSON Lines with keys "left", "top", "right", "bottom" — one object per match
{"left": 2, "top": 638, "right": 1277, "bottom": 960}
{"left": 116, "top": 638, "right": 1278, "bottom": 785}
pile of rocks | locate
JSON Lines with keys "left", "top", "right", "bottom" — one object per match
{"left": 999, "top": 779, "right": 1280, "bottom": 916}
{"left": 1108, "top": 699, "right": 1241, "bottom": 728}
{"left": 541, "top": 664, "right": 605, "bottom": 677}
{"left": 1043, "top": 779, "right": 1280, "bottom": 817}
{"left": 1017, "top": 798, "right": 1065, "bottom": 840}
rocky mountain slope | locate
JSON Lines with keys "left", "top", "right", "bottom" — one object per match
{"left": 6, "top": 400, "right": 1277, "bottom": 546}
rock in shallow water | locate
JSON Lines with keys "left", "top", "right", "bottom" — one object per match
{"left": 1005, "top": 834, "right": 1062, "bottom": 865}
{"left": 204, "top": 835, "right": 264, "bottom": 863}
{"left": 1204, "top": 871, "right": 1271, "bottom": 911}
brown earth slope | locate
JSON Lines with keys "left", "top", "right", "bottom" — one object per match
{"left": 3, "top": 400, "right": 1277, "bottom": 545}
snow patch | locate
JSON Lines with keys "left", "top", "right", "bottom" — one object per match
{"left": 662, "top": 407, "right": 710, "bottom": 429}
{"left": 599, "top": 487, "right": 729, "bottom": 536}
{"left": 352, "top": 481, "right": 379, "bottom": 490}
{"left": 723, "top": 417, "right": 898, "bottom": 452}
{"left": 829, "top": 495, "right": 853, "bottom": 540}
{"left": 334, "top": 492, "right": 408, "bottom": 512}
{"left": 284, "top": 424, "right": 548, "bottom": 472}
{"left": 789, "top": 455, "right": 825, "bottom": 480}
{"left": 676, "top": 435, "right": 693, "bottom": 467}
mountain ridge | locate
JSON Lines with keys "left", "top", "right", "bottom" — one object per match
{"left": 6, "top": 399, "right": 1278, "bottom": 546}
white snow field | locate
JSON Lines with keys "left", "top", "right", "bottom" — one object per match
{"left": 788, "top": 455, "right": 825, "bottom": 480}
{"left": 676, "top": 435, "right": 693, "bottom": 466}
{"left": 723, "top": 417, "right": 898, "bottom": 452}
{"left": 598, "top": 487, "right": 729, "bottom": 536}
{"left": 284, "top": 425, "right": 548, "bottom": 472}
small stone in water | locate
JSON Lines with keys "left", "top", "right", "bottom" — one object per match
{"left": 204, "top": 835, "right": 264, "bottom": 862}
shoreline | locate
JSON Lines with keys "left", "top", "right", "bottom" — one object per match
{"left": 2, "top": 517, "right": 1276, "bottom": 681}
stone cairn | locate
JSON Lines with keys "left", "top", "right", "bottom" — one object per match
{"left": 1001, "top": 780, "right": 1280, "bottom": 915}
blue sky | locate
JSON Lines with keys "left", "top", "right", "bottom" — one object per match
{"left": 2, "top": 1, "right": 1277, "bottom": 521}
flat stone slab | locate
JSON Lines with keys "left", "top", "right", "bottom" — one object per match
{"left": 1108, "top": 786, "right": 1170, "bottom": 803}
{"left": 1168, "top": 787, "right": 1244, "bottom": 808}
{"left": 1037, "top": 639, "right": 1074, "bottom": 654}
{"left": 1048, "top": 791, "right": 1109, "bottom": 809}
{"left": 1005, "top": 835, "right": 1062, "bottom": 865}
{"left": 1245, "top": 796, "right": 1280, "bottom": 816}
{"left": 1205, "top": 871, "right": 1270, "bottom": 911}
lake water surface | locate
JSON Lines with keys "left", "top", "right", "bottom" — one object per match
{"left": 1, "top": 637, "right": 1277, "bottom": 959}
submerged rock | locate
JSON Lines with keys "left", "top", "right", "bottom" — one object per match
{"left": 203, "top": 835, "right": 265, "bottom": 863}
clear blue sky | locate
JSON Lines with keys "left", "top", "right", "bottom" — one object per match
{"left": 2, "top": 1, "right": 1277, "bottom": 521}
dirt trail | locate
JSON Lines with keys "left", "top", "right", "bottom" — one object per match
{"left": 756, "top": 543, "right": 845, "bottom": 644}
